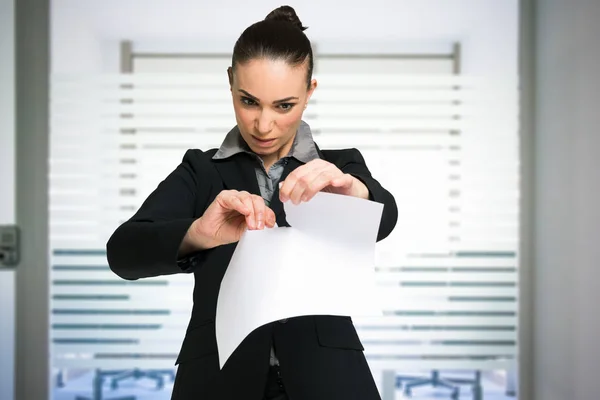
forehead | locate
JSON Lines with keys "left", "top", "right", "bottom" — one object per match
{"left": 233, "top": 59, "right": 306, "bottom": 99}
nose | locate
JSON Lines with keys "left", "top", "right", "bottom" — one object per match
{"left": 255, "top": 110, "right": 274, "bottom": 135}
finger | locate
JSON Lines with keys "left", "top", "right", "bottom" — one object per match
{"left": 237, "top": 192, "right": 256, "bottom": 230}
{"left": 286, "top": 163, "right": 328, "bottom": 204}
{"left": 279, "top": 162, "right": 319, "bottom": 202}
{"left": 288, "top": 171, "right": 314, "bottom": 204}
{"left": 265, "top": 207, "right": 276, "bottom": 228}
{"left": 302, "top": 169, "right": 341, "bottom": 202}
{"left": 218, "top": 191, "right": 251, "bottom": 215}
{"left": 250, "top": 195, "right": 266, "bottom": 229}
{"left": 291, "top": 162, "right": 341, "bottom": 203}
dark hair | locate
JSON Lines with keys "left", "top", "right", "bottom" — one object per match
{"left": 231, "top": 5, "right": 314, "bottom": 88}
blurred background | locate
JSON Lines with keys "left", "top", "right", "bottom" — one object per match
{"left": 0, "top": 0, "right": 598, "bottom": 399}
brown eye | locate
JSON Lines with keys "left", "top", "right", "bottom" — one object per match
{"left": 278, "top": 103, "right": 295, "bottom": 111}
{"left": 241, "top": 97, "right": 257, "bottom": 106}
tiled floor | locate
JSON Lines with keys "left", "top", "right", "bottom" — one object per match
{"left": 52, "top": 370, "right": 516, "bottom": 400}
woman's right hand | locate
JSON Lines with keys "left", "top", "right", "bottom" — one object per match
{"left": 180, "top": 190, "right": 276, "bottom": 255}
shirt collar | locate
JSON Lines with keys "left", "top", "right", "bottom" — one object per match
{"left": 212, "top": 120, "right": 319, "bottom": 164}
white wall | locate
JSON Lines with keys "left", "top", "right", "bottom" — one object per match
{"left": 534, "top": 0, "right": 600, "bottom": 399}
{"left": 51, "top": 0, "right": 518, "bottom": 77}
{"left": 0, "top": 0, "right": 16, "bottom": 398}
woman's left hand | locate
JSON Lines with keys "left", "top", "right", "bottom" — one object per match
{"left": 279, "top": 159, "right": 370, "bottom": 204}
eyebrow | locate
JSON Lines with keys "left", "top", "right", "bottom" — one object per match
{"left": 238, "top": 89, "right": 299, "bottom": 104}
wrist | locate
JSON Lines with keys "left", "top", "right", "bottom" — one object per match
{"left": 189, "top": 217, "right": 219, "bottom": 251}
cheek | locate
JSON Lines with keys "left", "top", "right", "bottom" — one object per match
{"left": 233, "top": 103, "right": 254, "bottom": 126}
{"left": 276, "top": 107, "right": 304, "bottom": 132}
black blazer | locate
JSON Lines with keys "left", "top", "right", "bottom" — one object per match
{"left": 106, "top": 145, "right": 398, "bottom": 400}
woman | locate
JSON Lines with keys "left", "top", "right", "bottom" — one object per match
{"left": 106, "top": 5, "right": 398, "bottom": 400}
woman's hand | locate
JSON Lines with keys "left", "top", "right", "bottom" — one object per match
{"left": 180, "top": 190, "right": 276, "bottom": 255}
{"left": 279, "top": 159, "right": 370, "bottom": 204}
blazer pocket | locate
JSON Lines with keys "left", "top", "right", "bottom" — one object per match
{"left": 314, "top": 315, "right": 365, "bottom": 351}
{"left": 175, "top": 321, "right": 218, "bottom": 365}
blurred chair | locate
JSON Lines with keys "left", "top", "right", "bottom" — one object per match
{"left": 75, "top": 368, "right": 175, "bottom": 400}
{"left": 397, "top": 370, "right": 483, "bottom": 400}
{"left": 398, "top": 370, "right": 460, "bottom": 399}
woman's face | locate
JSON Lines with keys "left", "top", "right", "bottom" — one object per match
{"left": 229, "top": 58, "right": 317, "bottom": 165}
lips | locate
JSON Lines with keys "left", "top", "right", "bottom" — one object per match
{"left": 251, "top": 135, "right": 276, "bottom": 148}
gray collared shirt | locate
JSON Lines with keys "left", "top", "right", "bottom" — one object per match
{"left": 213, "top": 120, "right": 320, "bottom": 366}
{"left": 213, "top": 120, "right": 320, "bottom": 205}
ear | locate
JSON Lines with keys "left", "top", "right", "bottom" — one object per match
{"left": 227, "top": 67, "right": 234, "bottom": 89}
{"left": 306, "top": 79, "right": 318, "bottom": 103}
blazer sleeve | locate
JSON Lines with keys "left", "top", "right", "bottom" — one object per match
{"left": 106, "top": 149, "right": 211, "bottom": 280}
{"left": 341, "top": 148, "right": 398, "bottom": 242}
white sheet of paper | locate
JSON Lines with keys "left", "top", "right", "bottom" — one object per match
{"left": 215, "top": 192, "right": 384, "bottom": 368}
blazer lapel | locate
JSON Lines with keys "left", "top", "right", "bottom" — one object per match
{"left": 270, "top": 157, "right": 305, "bottom": 227}
{"left": 212, "top": 153, "right": 261, "bottom": 196}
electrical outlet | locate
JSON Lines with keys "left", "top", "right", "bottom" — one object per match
{"left": 0, "top": 225, "right": 19, "bottom": 267}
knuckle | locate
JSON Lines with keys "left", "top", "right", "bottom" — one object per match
{"left": 298, "top": 176, "right": 310, "bottom": 187}
{"left": 288, "top": 171, "right": 300, "bottom": 181}
{"left": 220, "top": 189, "right": 240, "bottom": 199}
{"left": 216, "top": 192, "right": 232, "bottom": 204}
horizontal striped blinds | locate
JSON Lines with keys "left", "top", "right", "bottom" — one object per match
{"left": 49, "top": 54, "right": 518, "bottom": 373}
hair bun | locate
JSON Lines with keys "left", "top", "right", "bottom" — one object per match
{"left": 265, "top": 5, "right": 307, "bottom": 31}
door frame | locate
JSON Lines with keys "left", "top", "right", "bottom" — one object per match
{"left": 15, "top": 0, "right": 51, "bottom": 399}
